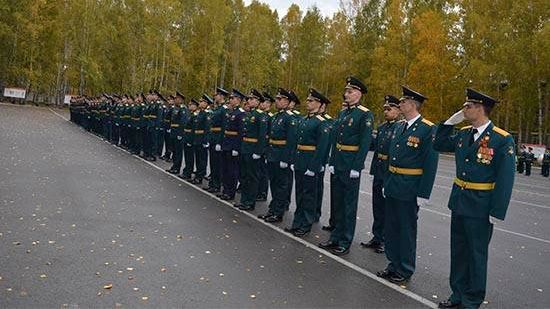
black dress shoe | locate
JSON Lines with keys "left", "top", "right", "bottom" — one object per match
{"left": 191, "top": 179, "right": 202, "bottom": 185}
{"left": 283, "top": 227, "right": 296, "bottom": 233}
{"left": 318, "top": 240, "right": 338, "bottom": 249}
{"left": 360, "top": 239, "right": 381, "bottom": 248}
{"left": 216, "top": 192, "right": 224, "bottom": 198}
{"left": 321, "top": 225, "right": 335, "bottom": 231}
{"left": 233, "top": 203, "right": 242, "bottom": 208}
{"left": 208, "top": 188, "right": 220, "bottom": 193}
{"left": 256, "top": 195, "right": 267, "bottom": 202}
{"left": 329, "top": 246, "right": 350, "bottom": 256}
{"left": 292, "top": 229, "right": 310, "bottom": 237}
{"left": 238, "top": 205, "right": 255, "bottom": 211}
{"left": 264, "top": 215, "right": 283, "bottom": 223}
{"left": 376, "top": 269, "right": 391, "bottom": 279}
{"left": 166, "top": 158, "right": 172, "bottom": 163}
{"left": 388, "top": 272, "right": 408, "bottom": 284}
{"left": 220, "top": 194, "right": 234, "bottom": 201}
{"left": 438, "top": 299, "right": 461, "bottom": 308}
{"left": 374, "top": 244, "right": 385, "bottom": 254}
{"left": 257, "top": 213, "right": 273, "bottom": 219}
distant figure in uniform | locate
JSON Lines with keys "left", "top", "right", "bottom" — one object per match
{"left": 257, "top": 88, "right": 297, "bottom": 223}
{"left": 180, "top": 99, "right": 198, "bottom": 181}
{"left": 256, "top": 92, "right": 275, "bottom": 201}
{"left": 542, "top": 148, "right": 550, "bottom": 177}
{"left": 360, "top": 95, "right": 401, "bottom": 254}
{"left": 318, "top": 76, "right": 374, "bottom": 256}
{"left": 434, "top": 88, "right": 515, "bottom": 309}
{"left": 166, "top": 92, "right": 187, "bottom": 174}
{"left": 377, "top": 85, "right": 438, "bottom": 283}
{"left": 285, "top": 88, "right": 331, "bottom": 237}
{"left": 205, "top": 87, "right": 229, "bottom": 193}
{"left": 517, "top": 145, "right": 526, "bottom": 173}
{"left": 191, "top": 95, "right": 212, "bottom": 185}
{"left": 524, "top": 147, "right": 535, "bottom": 176}
{"left": 219, "top": 89, "right": 246, "bottom": 201}
{"left": 315, "top": 101, "right": 334, "bottom": 224}
{"left": 234, "top": 89, "right": 268, "bottom": 211}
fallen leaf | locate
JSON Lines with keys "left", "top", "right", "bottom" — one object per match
{"left": 141, "top": 296, "right": 149, "bottom": 301}
{"left": 126, "top": 267, "right": 134, "bottom": 271}
{"left": 39, "top": 274, "right": 47, "bottom": 279}
{"left": 160, "top": 267, "right": 166, "bottom": 272}
{"left": 103, "top": 284, "right": 113, "bottom": 289}
{"left": 250, "top": 294, "right": 256, "bottom": 299}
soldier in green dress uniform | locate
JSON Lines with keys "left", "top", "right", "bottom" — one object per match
{"left": 257, "top": 88, "right": 297, "bottom": 222}
{"left": 377, "top": 85, "right": 438, "bottom": 283}
{"left": 180, "top": 99, "right": 198, "bottom": 180}
{"left": 319, "top": 76, "right": 374, "bottom": 256}
{"left": 256, "top": 92, "right": 275, "bottom": 201}
{"left": 285, "top": 88, "right": 331, "bottom": 237}
{"left": 191, "top": 95, "right": 212, "bottom": 185}
{"left": 360, "top": 95, "right": 401, "bottom": 254}
{"left": 166, "top": 92, "right": 188, "bottom": 174}
{"left": 205, "top": 87, "right": 229, "bottom": 193}
{"left": 234, "top": 89, "right": 269, "bottom": 211}
{"left": 434, "top": 88, "right": 515, "bottom": 309}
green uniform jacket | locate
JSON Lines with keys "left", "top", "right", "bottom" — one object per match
{"left": 183, "top": 111, "right": 195, "bottom": 144}
{"left": 207, "top": 105, "right": 226, "bottom": 145}
{"left": 329, "top": 104, "right": 374, "bottom": 172}
{"left": 294, "top": 114, "right": 331, "bottom": 173}
{"left": 193, "top": 109, "right": 210, "bottom": 146}
{"left": 241, "top": 109, "right": 269, "bottom": 155}
{"left": 369, "top": 121, "right": 398, "bottom": 181}
{"left": 384, "top": 117, "right": 439, "bottom": 200}
{"left": 266, "top": 110, "right": 297, "bottom": 163}
{"left": 433, "top": 122, "right": 515, "bottom": 220}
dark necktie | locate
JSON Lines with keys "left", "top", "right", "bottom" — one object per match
{"left": 402, "top": 123, "right": 408, "bottom": 135}
{"left": 469, "top": 128, "right": 478, "bottom": 146}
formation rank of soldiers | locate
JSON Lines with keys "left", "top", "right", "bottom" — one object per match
{"left": 69, "top": 77, "right": 516, "bottom": 309}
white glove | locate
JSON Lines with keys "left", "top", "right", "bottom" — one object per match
{"left": 304, "top": 170, "right": 315, "bottom": 177}
{"left": 320, "top": 166, "right": 325, "bottom": 172}
{"left": 167, "top": 129, "right": 171, "bottom": 133}
{"left": 177, "top": 136, "right": 182, "bottom": 140}
{"left": 290, "top": 164, "right": 295, "bottom": 171}
{"left": 252, "top": 153, "right": 261, "bottom": 160}
{"left": 231, "top": 150, "right": 239, "bottom": 157}
{"left": 382, "top": 187, "right": 385, "bottom": 198}
{"left": 444, "top": 110, "right": 465, "bottom": 125}
{"left": 215, "top": 144, "right": 221, "bottom": 152}
{"left": 417, "top": 198, "right": 430, "bottom": 207}
{"left": 489, "top": 216, "right": 503, "bottom": 225}
{"left": 350, "top": 170, "right": 360, "bottom": 179}
{"left": 279, "top": 161, "right": 288, "bottom": 169}
{"left": 203, "top": 143, "right": 209, "bottom": 148}
{"left": 328, "top": 166, "right": 335, "bottom": 174}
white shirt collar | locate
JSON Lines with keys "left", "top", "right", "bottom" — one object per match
{"left": 473, "top": 120, "right": 492, "bottom": 141}
{"left": 406, "top": 114, "right": 421, "bottom": 128}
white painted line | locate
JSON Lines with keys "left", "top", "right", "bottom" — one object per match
{"left": 49, "top": 108, "right": 438, "bottom": 309}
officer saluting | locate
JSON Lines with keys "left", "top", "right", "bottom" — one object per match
{"left": 377, "top": 86, "right": 438, "bottom": 283}
{"left": 319, "top": 76, "right": 374, "bottom": 256}
{"left": 285, "top": 88, "right": 331, "bottom": 237}
{"left": 434, "top": 88, "right": 515, "bottom": 309}
{"left": 360, "top": 95, "right": 401, "bottom": 254}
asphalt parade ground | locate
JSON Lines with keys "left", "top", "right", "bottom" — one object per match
{"left": 1, "top": 103, "right": 549, "bottom": 308}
